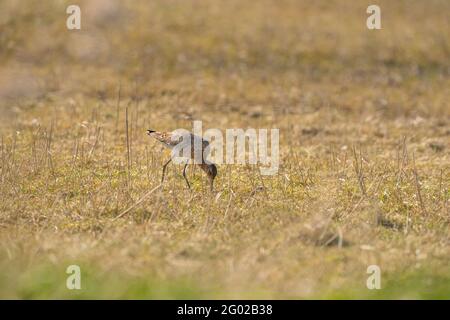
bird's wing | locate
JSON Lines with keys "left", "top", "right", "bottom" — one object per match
{"left": 149, "top": 131, "right": 183, "bottom": 147}
{"left": 190, "top": 134, "right": 210, "bottom": 147}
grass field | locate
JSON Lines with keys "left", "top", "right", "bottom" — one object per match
{"left": 0, "top": 0, "right": 449, "bottom": 299}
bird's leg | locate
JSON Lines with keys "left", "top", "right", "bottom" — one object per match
{"left": 182, "top": 160, "right": 191, "bottom": 189}
{"left": 161, "top": 158, "right": 172, "bottom": 183}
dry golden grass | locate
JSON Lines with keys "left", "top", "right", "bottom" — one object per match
{"left": 0, "top": 0, "right": 449, "bottom": 298}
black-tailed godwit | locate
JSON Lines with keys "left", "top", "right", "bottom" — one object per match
{"left": 147, "top": 129, "right": 217, "bottom": 191}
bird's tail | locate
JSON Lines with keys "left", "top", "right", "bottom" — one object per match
{"left": 147, "top": 129, "right": 156, "bottom": 135}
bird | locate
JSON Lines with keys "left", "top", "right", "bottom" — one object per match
{"left": 147, "top": 129, "right": 217, "bottom": 191}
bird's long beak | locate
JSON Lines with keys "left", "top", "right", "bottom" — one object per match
{"left": 209, "top": 176, "right": 214, "bottom": 192}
